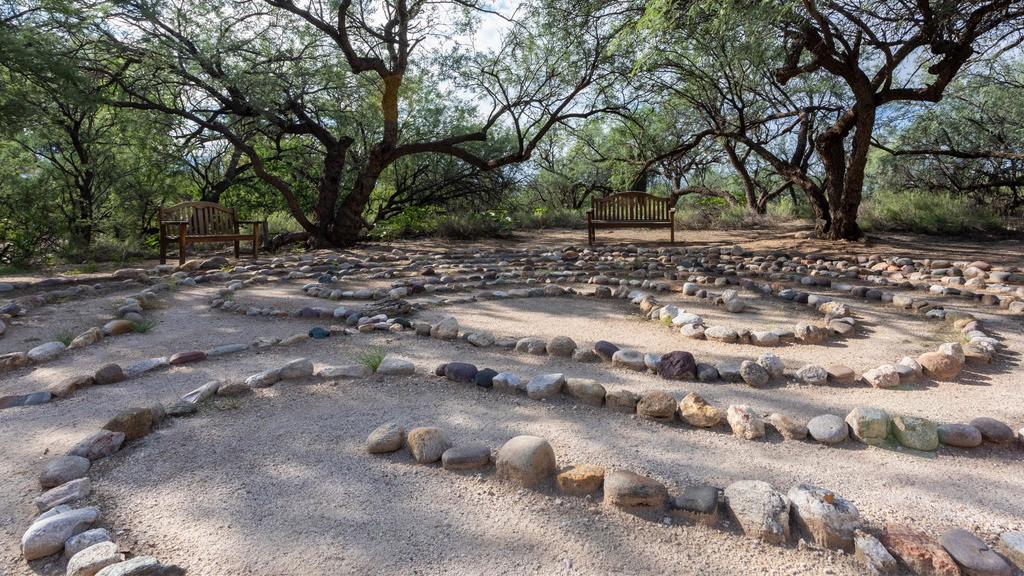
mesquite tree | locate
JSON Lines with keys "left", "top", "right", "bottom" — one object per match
{"left": 90, "top": 0, "right": 625, "bottom": 247}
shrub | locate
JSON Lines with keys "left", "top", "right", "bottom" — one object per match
{"left": 510, "top": 206, "right": 585, "bottom": 229}
{"left": 434, "top": 210, "right": 513, "bottom": 239}
{"left": 859, "top": 190, "right": 1003, "bottom": 235}
{"left": 357, "top": 345, "right": 387, "bottom": 373}
{"left": 130, "top": 319, "right": 157, "bottom": 333}
{"left": 54, "top": 330, "right": 75, "bottom": 347}
{"left": 264, "top": 211, "right": 306, "bottom": 235}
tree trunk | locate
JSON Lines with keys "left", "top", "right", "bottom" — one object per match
{"left": 327, "top": 149, "right": 389, "bottom": 246}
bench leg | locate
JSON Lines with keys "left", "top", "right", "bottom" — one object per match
{"left": 159, "top": 229, "right": 167, "bottom": 265}
{"left": 234, "top": 240, "right": 240, "bottom": 259}
{"left": 178, "top": 224, "right": 187, "bottom": 266}
{"left": 670, "top": 222, "right": 675, "bottom": 244}
{"left": 252, "top": 224, "right": 260, "bottom": 259}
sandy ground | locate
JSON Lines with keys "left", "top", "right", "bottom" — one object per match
{"left": 2, "top": 228, "right": 1023, "bottom": 576}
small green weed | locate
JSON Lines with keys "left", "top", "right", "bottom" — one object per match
{"left": 357, "top": 345, "right": 387, "bottom": 373}
{"left": 130, "top": 319, "right": 157, "bottom": 333}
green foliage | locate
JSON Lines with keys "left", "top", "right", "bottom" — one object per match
{"left": 357, "top": 346, "right": 387, "bottom": 373}
{"left": 510, "top": 207, "right": 585, "bottom": 230}
{"left": 859, "top": 191, "right": 1003, "bottom": 235}
{"left": 54, "top": 330, "right": 75, "bottom": 347}
{"left": 435, "top": 211, "right": 514, "bottom": 240}
{"left": 129, "top": 319, "right": 157, "bottom": 333}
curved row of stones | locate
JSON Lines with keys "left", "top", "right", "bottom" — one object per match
{"left": 0, "top": 285, "right": 173, "bottom": 410}
{"left": 366, "top": 426, "right": 1024, "bottom": 576}
{"left": 23, "top": 348, "right": 1024, "bottom": 574}
{"left": 206, "top": 257, "right": 1005, "bottom": 392}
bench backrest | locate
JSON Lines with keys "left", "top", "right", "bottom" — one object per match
{"left": 160, "top": 201, "right": 239, "bottom": 235}
{"left": 591, "top": 192, "right": 672, "bottom": 222}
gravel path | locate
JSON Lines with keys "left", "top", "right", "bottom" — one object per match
{"left": 2, "top": 231, "right": 1023, "bottom": 575}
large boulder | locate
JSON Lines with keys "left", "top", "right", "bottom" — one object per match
{"left": 787, "top": 484, "right": 861, "bottom": 551}
{"left": 495, "top": 435, "right": 556, "bottom": 488}
{"left": 603, "top": 470, "right": 669, "bottom": 511}
{"left": 724, "top": 481, "right": 790, "bottom": 544}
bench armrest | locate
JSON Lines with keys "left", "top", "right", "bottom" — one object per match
{"left": 237, "top": 220, "right": 262, "bottom": 225}
{"left": 160, "top": 220, "right": 188, "bottom": 225}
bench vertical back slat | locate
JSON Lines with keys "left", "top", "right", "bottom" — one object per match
{"left": 591, "top": 192, "right": 672, "bottom": 223}
{"left": 163, "top": 201, "right": 239, "bottom": 236}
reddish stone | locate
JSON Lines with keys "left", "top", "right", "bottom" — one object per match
{"left": 169, "top": 351, "right": 207, "bottom": 365}
{"left": 881, "top": 522, "right": 960, "bottom": 576}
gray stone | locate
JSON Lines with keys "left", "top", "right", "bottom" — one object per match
{"left": 40, "top": 456, "right": 91, "bottom": 489}
{"left": 444, "top": 362, "right": 477, "bottom": 382}
{"left": 788, "top": 484, "right": 861, "bottom": 551}
{"left": 278, "top": 358, "right": 314, "bottom": 379}
{"left": 245, "top": 368, "right": 281, "bottom": 388}
{"left": 969, "top": 417, "right": 1015, "bottom": 443}
{"left": 94, "top": 556, "right": 177, "bottom": 576}
{"left": 572, "top": 348, "right": 600, "bottom": 363}
{"left": 66, "top": 541, "right": 121, "bottom": 576}
{"left": 546, "top": 336, "right": 577, "bottom": 357}
{"left": 739, "top": 360, "right": 769, "bottom": 388}
{"left": 366, "top": 422, "right": 405, "bottom": 453}
{"left": 495, "top": 435, "right": 556, "bottom": 488}
{"left": 21, "top": 506, "right": 99, "bottom": 560}
{"left": 696, "top": 363, "right": 719, "bottom": 381}
{"left": 377, "top": 357, "right": 415, "bottom": 376}
{"left": 757, "top": 353, "right": 785, "bottom": 379}
{"left": 593, "top": 340, "right": 619, "bottom": 360}
{"left": 33, "top": 478, "right": 90, "bottom": 512}
{"left": 938, "top": 423, "right": 983, "bottom": 448}
{"left": 67, "top": 431, "right": 124, "bottom": 460}
{"left": 467, "top": 332, "right": 495, "bottom": 347}
{"left": 27, "top": 341, "right": 66, "bottom": 363}
{"left": 492, "top": 372, "right": 524, "bottom": 394}
{"left": 940, "top": 528, "right": 1012, "bottom": 576}
{"left": 997, "top": 532, "right": 1024, "bottom": 571}
{"left": 180, "top": 381, "right": 220, "bottom": 405}
{"left": 64, "top": 528, "right": 111, "bottom": 559}
{"left": 796, "top": 364, "right": 828, "bottom": 386}
{"left": 441, "top": 444, "right": 491, "bottom": 470}
{"left": 526, "top": 373, "right": 565, "bottom": 400}
{"left": 724, "top": 481, "right": 790, "bottom": 544}
{"left": 611, "top": 349, "right": 646, "bottom": 371}
{"left": 673, "top": 485, "right": 719, "bottom": 518}
{"left": 432, "top": 317, "right": 459, "bottom": 340}
{"left": 855, "top": 530, "right": 898, "bottom": 575}
{"left": 317, "top": 364, "right": 371, "bottom": 379}
{"left": 704, "top": 326, "right": 738, "bottom": 342}
{"left": 807, "top": 414, "right": 849, "bottom": 445}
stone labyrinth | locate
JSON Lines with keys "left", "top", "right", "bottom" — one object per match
{"left": 2, "top": 242, "right": 1024, "bottom": 575}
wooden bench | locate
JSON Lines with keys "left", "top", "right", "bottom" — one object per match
{"left": 587, "top": 192, "right": 676, "bottom": 245}
{"left": 159, "top": 201, "right": 260, "bottom": 265}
